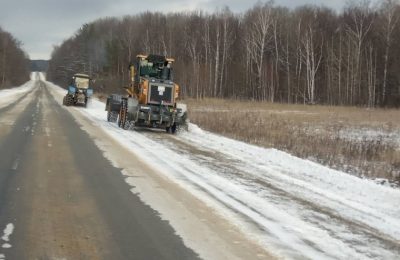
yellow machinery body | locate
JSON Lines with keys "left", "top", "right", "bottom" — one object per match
{"left": 106, "top": 54, "right": 187, "bottom": 133}
{"left": 125, "top": 54, "right": 180, "bottom": 107}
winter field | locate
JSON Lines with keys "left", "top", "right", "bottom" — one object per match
{"left": 3, "top": 74, "right": 399, "bottom": 259}
{"left": 187, "top": 99, "right": 400, "bottom": 186}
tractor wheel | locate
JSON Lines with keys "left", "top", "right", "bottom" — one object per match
{"left": 62, "top": 96, "right": 66, "bottom": 106}
{"left": 65, "top": 95, "right": 73, "bottom": 106}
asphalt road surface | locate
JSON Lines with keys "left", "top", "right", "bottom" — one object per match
{"left": 0, "top": 81, "right": 200, "bottom": 259}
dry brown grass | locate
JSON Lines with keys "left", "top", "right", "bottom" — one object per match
{"left": 186, "top": 98, "right": 400, "bottom": 183}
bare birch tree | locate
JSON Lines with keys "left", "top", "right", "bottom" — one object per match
{"left": 246, "top": 2, "right": 273, "bottom": 100}
{"left": 301, "top": 22, "right": 323, "bottom": 104}
{"left": 379, "top": 0, "right": 399, "bottom": 105}
{"left": 344, "top": 0, "right": 374, "bottom": 104}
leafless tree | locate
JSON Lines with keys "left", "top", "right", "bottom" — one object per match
{"left": 0, "top": 27, "right": 30, "bottom": 88}
{"left": 344, "top": 0, "right": 374, "bottom": 105}
{"left": 246, "top": 2, "right": 273, "bottom": 100}
{"left": 379, "top": 0, "right": 399, "bottom": 105}
{"left": 47, "top": 1, "right": 400, "bottom": 107}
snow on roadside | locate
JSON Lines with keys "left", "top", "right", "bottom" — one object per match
{"left": 37, "top": 72, "right": 46, "bottom": 81}
{"left": 45, "top": 79, "right": 400, "bottom": 259}
{"left": 181, "top": 121, "right": 400, "bottom": 224}
{"left": 339, "top": 127, "right": 400, "bottom": 149}
{"left": 0, "top": 72, "right": 38, "bottom": 109}
{"left": 183, "top": 123, "right": 400, "bottom": 217}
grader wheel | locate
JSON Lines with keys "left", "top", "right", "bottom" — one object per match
{"left": 107, "top": 106, "right": 118, "bottom": 123}
{"left": 118, "top": 99, "right": 129, "bottom": 130}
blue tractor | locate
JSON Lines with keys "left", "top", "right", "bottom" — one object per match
{"left": 63, "top": 73, "right": 93, "bottom": 107}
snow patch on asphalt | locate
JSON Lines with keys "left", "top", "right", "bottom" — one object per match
{"left": 1, "top": 244, "right": 10, "bottom": 249}
{"left": 1, "top": 223, "right": 14, "bottom": 251}
{"left": 1, "top": 224, "right": 14, "bottom": 242}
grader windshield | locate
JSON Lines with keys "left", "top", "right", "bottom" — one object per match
{"left": 138, "top": 55, "right": 173, "bottom": 80}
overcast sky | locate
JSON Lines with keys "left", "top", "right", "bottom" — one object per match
{"left": 0, "top": 0, "right": 349, "bottom": 60}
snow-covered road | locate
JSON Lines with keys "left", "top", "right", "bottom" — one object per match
{"left": 42, "top": 77, "right": 400, "bottom": 260}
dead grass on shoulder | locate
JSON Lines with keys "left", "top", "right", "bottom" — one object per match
{"left": 186, "top": 98, "right": 400, "bottom": 183}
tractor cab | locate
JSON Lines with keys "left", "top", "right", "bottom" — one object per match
{"left": 69, "top": 73, "right": 93, "bottom": 96}
{"left": 72, "top": 73, "right": 91, "bottom": 89}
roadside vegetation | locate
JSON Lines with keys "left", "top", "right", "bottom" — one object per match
{"left": 187, "top": 98, "right": 400, "bottom": 184}
{"left": 0, "top": 26, "right": 30, "bottom": 88}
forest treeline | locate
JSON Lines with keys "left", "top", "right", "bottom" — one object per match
{"left": 48, "top": 0, "right": 400, "bottom": 107}
{"left": 0, "top": 27, "right": 30, "bottom": 88}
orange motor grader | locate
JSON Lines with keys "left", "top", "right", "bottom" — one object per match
{"left": 105, "top": 54, "right": 187, "bottom": 134}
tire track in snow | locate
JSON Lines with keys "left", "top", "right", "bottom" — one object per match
{"left": 139, "top": 129, "right": 400, "bottom": 259}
